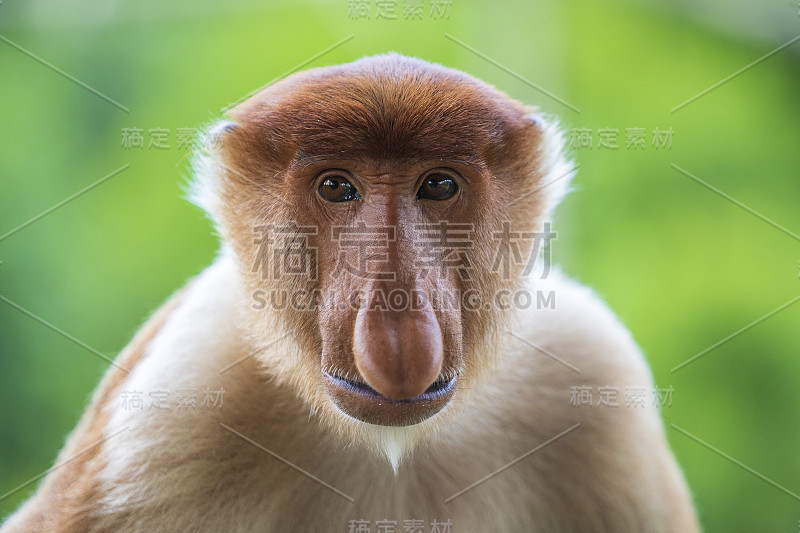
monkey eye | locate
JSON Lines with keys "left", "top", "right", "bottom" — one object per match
{"left": 318, "top": 172, "right": 361, "bottom": 202}
{"left": 417, "top": 171, "right": 459, "bottom": 201}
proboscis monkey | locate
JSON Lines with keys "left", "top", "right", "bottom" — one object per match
{"left": 2, "top": 54, "right": 699, "bottom": 532}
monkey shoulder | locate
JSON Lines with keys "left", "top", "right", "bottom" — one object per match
{"left": 507, "top": 270, "right": 654, "bottom": 388}
{"left": 437, "top": 272, "right": 689, "bottom": 530}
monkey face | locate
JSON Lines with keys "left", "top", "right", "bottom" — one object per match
{"left": 309, "top": 160, "right": 477, "bottom": 426}
{"left": 198, "top": 54, "right": 558, "bottom": 428}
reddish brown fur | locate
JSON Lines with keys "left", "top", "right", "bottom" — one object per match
{"left": 228, "top": 54, "right": 536, "bottom": 167}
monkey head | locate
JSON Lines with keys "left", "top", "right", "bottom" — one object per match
{"left": 191, "top": 54, "right": 571, "bottom": 450}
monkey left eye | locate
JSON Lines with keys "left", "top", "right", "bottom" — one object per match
{"left": 318, "top": 173, "right": 361, "bottom": 202}
{"left": 417, "top": 172, "right": 459, "bottom": 201}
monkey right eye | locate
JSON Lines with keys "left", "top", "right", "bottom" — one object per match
{"left": 318, "top": 173, "right": 362, "bottom": 202}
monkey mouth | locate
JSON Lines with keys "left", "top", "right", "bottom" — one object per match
{"left": 323, "top": 372, "right": 457, "bottom": 426}
{"left": 326, "top": 374, "right": 456, "bottom": 402}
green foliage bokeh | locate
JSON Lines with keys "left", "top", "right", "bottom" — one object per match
{"left": 1, "top": 0, "right": 798, "bottom": 530}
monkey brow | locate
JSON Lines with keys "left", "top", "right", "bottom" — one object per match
{"left": 293, "top": 152, "right": 485, "bottom": 173}
{"left": 294, "top": 153, "right": 343, "bottom": 170}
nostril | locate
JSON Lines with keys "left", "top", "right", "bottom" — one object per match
{"left": 423, "top": 378, "right": 451, "bottom": 395}
{"left": 336, "top": 376, "right": 378, "bottom": 395}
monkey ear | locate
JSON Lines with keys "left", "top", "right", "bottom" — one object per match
{"left": 187, "top": 120, "right": 240, "bottom": 226}
{"left": 525, "top": 112, "right": 576, "bottom": 220}
{"left": 204, "top": 120, "right": 239, "bottom": 153}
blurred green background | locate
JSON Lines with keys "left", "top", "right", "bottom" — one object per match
{"left": 1, "top": 0, "right": 798, "bottom": 529}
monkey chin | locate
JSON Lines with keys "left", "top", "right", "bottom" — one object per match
{"left": 322, "top": 372, "right": 457, "bottom": 427}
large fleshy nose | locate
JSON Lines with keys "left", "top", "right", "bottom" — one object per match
{"left": 352, "top": 302, "right": 444, "bottom": 400}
